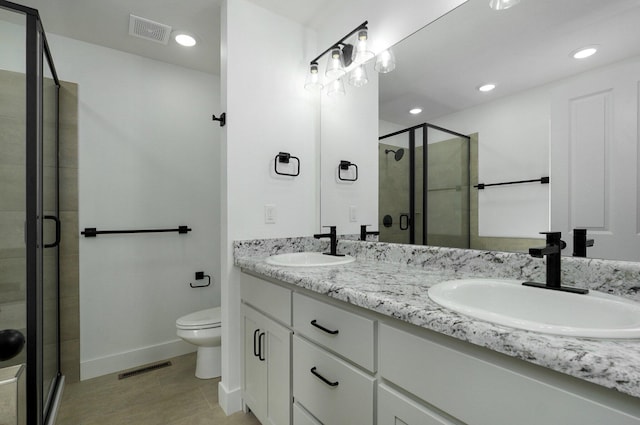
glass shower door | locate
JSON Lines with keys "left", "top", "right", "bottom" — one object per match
{"left": 42, "top": 49, "right": 60, "bottom": 419}
{"left": 379, "top": 132, "right": 412, "bottom": 243}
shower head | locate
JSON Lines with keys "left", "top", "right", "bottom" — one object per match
{"left": 385, "top": 148, "right": 405, "bottom": 161}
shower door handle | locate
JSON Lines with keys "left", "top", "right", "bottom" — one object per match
{"left": 399, "top": 214, "right": 410, "bottom": 231}
{"left": 44, "top": 215, "right": 61, "bottom": 248}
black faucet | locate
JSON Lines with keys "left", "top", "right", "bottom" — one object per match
{"left": 572, "top": 228, "right": 594, "bottom": 257}
{"left": 314, "top": 226, "right": 344, "bottom": 257}
{"left": 359, "top": 225, "right": 380, "bottom": 241}
{"left": 522, "top": 232, "right": 588, "bottom": 294}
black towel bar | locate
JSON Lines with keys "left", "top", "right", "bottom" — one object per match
{"left": 81, "top": 226, "right": 192, "bottom": 237}
{"left": 474, "top": 176, "right": 549, "bottom": 190}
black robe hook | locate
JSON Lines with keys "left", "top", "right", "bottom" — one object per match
{"left": 212, "top": 112, "right": 226, "bottom": 127}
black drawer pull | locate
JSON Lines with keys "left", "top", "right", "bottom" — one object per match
{"left": 253, "top": 329, "right": 260, "bottom": 357}
{"left": 310, "top": 367, "right": 339, "bottom": 387}
{"left": 258, "top": 332, "right": 266, "bottom": 361}
{"left": 310, "top": 319, "right": 339, "bottom": 335}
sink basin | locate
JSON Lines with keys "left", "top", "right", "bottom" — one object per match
{"left": 265, "top": 252, "right": 355, "bottom": 267}
{"left": 428, "top": 279, "right": 640, "bottom": 338}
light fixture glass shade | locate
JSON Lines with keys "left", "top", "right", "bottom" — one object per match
{"left": 374, "top": 49, "right": 396, "bottom": 73}
{"left": 489, "top": 0, "right": 520, "bottom": 10}
{"left": 327, "top": 78, "right": 346, "bottom": 97}
{"left": 326, "top": 47, "right": 346, "bottom": 78}
{"left": 353, "top": 29, "right": 375, "bottom": 63}
{"left": 304, "top": 63, "right": 323, "bottom": 91}
{"left": 348, "top": 64, "right": 369, "bottom": 87}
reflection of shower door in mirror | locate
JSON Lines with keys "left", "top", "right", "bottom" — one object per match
{"left": 379, "top": 124, "right": 470, "bottom": 248}
{"left": 379, "top": 129, "right": 416, "bottom": 244}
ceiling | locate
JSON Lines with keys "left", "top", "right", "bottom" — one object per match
{"left": 379, "top": 0, "right": 640, "bottom": 127}
{"left": 10, "top": 0, "right": 339, "bottom": 75}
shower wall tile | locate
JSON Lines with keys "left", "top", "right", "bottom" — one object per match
{"left": 0, "top": 116, "right": 25, "bottom": 166}
{"left": 60, "top": 212, "right": 79, "bottom": 257}
{"left": 61, "top": 339, "right": 80, "bottom": 383}
{"left": 60, "top": 295, "right": 79, "bottom": 342}
{"left": 0, "top": 71, "right": 25, "bottom": 121}
{"left": 0, "top": 257, "right": 25, "bottom": 303}
{"left": 59, "top": 123, "right": 79, "bottom": 169}
{"left": 60, "top": 166, "right": 79, "bottom": 212}
{"left": 0, "top": 212, "right": 25, "bottom": 259}
{"left": 60, "top": 254, "right": 79, "bottom": 297}
{"left": 0, "top": 165, "right": 25, "bottom": 211}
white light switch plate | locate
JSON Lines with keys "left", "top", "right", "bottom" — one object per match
{"left": 349, "top": 205, "right": 357, "bottom": 222}
{"left": 265, "top": 204, "right": 276, "bottom": 224}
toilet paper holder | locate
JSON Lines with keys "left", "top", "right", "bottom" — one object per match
{"left": 190, "top": 271, "right": 211, "bottom": 288}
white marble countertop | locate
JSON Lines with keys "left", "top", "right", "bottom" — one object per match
{"left": 234, "top": 238, "right": 640, "bottom": 399}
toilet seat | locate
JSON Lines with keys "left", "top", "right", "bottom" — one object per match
{"left": 176, "top": 307, "right": 221, "bottom": 330}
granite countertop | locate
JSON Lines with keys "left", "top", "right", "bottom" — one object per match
{"left": 234, "top": 237, "right": 640, "bottom": 399}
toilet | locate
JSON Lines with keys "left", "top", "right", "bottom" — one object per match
{"left": 176, "top": 307, "right": 221, "bottom": 379}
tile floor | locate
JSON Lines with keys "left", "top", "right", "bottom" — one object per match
{"left": 56, "top": 353, "right": 260, "bottom": 425}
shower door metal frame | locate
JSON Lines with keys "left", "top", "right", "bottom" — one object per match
{"left": 1, "top": 2, "right": 62, "bottom": 424}
{"left": 379, "top": 123, "right": 471, "bottom": 246}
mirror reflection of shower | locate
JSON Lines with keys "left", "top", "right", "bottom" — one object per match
{"left": 385, "top": 148, "right": 405, "bottom": 161}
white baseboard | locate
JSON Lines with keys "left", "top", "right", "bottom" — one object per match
{"left": 218, "top": 381, "right": 243, "bottom": 415}
{"left": 80, "top": 339, "right": 195, "bottom": 380}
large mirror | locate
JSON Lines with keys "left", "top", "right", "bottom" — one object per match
{"left": 320, "top": 0, "right": 640, "bottom": 262}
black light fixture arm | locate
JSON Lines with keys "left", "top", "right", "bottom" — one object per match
{"left": 309, "top": 21, "right": 368, "bottom": 66}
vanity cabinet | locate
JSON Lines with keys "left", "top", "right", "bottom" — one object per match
{"left": 379, "top": 323, "right": 640, "bottom": 425}
{"left": 241, "top": 275, "right": 292, "bottom": 425}
{"left": 240, "top": 271, "right": 640, "bottom": 425}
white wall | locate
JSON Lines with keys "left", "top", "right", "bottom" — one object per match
{"left": 432, "top": 86, "right": 551, "bottom": 238}
{"left": 47, "top": 34, "right": 221, "bottom": 379}
{"left": 320, "top": 65, "right": 378, "bottom": 233}
{"left": 220, "top": 0, "right": 319, "bottom": 413}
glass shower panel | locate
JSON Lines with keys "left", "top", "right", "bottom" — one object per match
{"left": 0, "top": 5, "right": 27, "bottom": 367}
{"left": 426, "top": 126, "right": 470, "bottom": 248}
{"left": 379, "top": 133, "right": 411, "bottom": 244}
{"left": 42, "top": 53, "right": 59, "bottom": 416}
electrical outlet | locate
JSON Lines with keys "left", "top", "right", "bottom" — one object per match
{"left": 265, "top": 204, "right": 276, "bottom": 224}
{"left": 349, "top": 205, "right": 357, "bottom": 222}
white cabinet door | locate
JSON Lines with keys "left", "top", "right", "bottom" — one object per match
{"left": 550, "top": 59, "right": 640, "bottom": 261}
{"left": 243, "top": 305, "right": 268, "bottom": 421}
{"left": 242, "top": 304, "right": 292, "bottom": 425}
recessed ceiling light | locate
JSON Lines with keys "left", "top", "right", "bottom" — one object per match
{"left": 409, "top": 108, "right": 422, "bottom": 115}
{"left": 478, "top": 83, "right": 496, "bottom": 92}
{"left": 572, "top": 46, "right": 598, "bottom": 59}
{"left": 173, "top": 32, "right": 197, "bottom": 47}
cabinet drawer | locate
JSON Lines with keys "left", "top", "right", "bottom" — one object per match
{"left": 379, "top": 323, "right": 640, "bottom": 425}
{"left": 378, "top": 384, "right": 456, "bottom": 425}
{"left": 241, "top": 273, "right": 291, "bottom": 325}
{"left": 293, "top": 403, "right": 321, "bottom": 425}
{"left": 293, "top": 335, "right": 374, "bottom": 425}
{"left": 293, "top": 293, "right": 375, "bottom": 371}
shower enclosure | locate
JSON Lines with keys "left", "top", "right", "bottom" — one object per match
{"left": 379, "top": 123, "right": 470, "bottom": 248}
{"left": 0, "top": 1, "right": 62, "bottom": 424}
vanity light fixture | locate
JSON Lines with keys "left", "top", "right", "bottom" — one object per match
{"left": 348, "top": 64, "right": 369, "bottom": 87}
{"left": 326, "top": 47, "right": 347, "bottom": 78}
{"left": 409, "top": 108, "right": 423, "bottom": 115}
{"left": 374, "top": 49, "right": 396, "bottom": 73}
{"left": 478, "top": 83, "right": 496, "bottom": 92}
{"left": 172, "top": 31, "right": 196, "bottom": 47}
{"left": 305, "top": 21, "right": 391, "bottom": 93}
{"left": 572, "top": 46, "right": 598, "bottom": 59}
{"left": 327, "top": 78, "right": 346, "bottom": 97}
{"left": 304, "top": 63, "right": 323, "bottom": 91}
{"left": 489, "top": 0, "right": 521, "bottom": 11}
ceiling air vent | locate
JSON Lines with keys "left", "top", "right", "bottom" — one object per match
{"left": 128, "top": 14, "right": 171, "bottom": 45}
